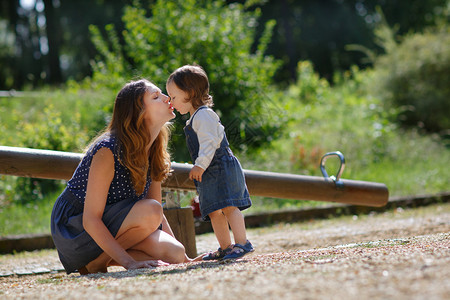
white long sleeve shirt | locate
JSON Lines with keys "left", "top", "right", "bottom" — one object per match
{"left": 187, "top": 106, "right": 225, "bottom": 170}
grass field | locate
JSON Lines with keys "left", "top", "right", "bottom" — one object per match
{"left": 1, "top": 64, "right": 449, "bottom": 236}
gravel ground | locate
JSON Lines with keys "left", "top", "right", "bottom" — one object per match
{"left": 1, "top": 202, "right": 449, "bottom": 300}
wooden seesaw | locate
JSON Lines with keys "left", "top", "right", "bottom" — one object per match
{"left": 0, "top": 146, "right": 388, "bottom": 256}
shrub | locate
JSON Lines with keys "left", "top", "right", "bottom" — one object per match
{"left": 376, "top": 28, "right": 449, "bottom": 133}
{"left": 1, "top": 101, "right": 90, "bottom": 204}
{"left": 88, "top": 0, "right": 283, "bottom": 160}
{"left": 15, "top": 105, "right": 88, "bottom": 203}
{"left": 361, "top": 9, "right": 450, "bottom": 135}
{"left": 242, "top": 60, "right": 450, "bottom": 198}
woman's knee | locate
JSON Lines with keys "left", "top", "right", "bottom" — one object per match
{"left": 129, "top": 199, "right": 163, "bottom": 228}
{"left": 116, "top": 199, "right": 163, "bottom": 238}
{"left": 139, "top": 199, "right": 163, "bottom": 222}
{"left": 166, "top": 240, "right": 186, "bottom": 264}
{"left": 138, "top": 231, "right": 186, "bottom": 264}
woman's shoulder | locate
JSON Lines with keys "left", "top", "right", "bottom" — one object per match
{"left": 89, "top": 133, "right": 117, "bottom": 156}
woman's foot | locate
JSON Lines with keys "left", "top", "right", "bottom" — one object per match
{"left": 78, "top": 263, "right": 108, "bottom": 275}
{"left": 78, "top": 266, "right": 89, "bottom": 275}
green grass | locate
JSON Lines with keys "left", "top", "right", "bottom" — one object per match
{"left": 0, "top": 189, "right": 62, "bottom": 236}
{"left": 1, "top": 63, "right": 449, "bottom": 236}
{"left": 0, "top": 189, "right": 327, "bottom": 236}
{"left": 239, "top": 64, "right": 450, "bottom": 198}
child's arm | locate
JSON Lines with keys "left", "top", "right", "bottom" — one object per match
{"left": 192, "top": 109, "right": 224, "bottom": 171}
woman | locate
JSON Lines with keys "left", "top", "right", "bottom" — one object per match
{"left": 51, "top": 79, "right": 191, "bottom": 274}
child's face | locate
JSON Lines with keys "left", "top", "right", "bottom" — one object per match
{"left": 166, "top": 81, "right": 195, "bottom": 115}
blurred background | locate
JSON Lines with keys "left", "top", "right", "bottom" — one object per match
{"left": 1, "top": 0, "right": 447, "bottom": 88}
{"left": 0, "top": 0, "right": 449, "bottom": 234}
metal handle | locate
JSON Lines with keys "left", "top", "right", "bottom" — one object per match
{"left": 320, "top": 151, "right": 345, "bottom": 188}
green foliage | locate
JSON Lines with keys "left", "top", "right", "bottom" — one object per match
{"left": 0, "top": 189, "right": 62, "bottom": 235}
{"left": 385, "top": 29, "right": 449, "bottom": 132}
{"left": 240, "top": 60, "right": 450, "bottom": 197}
{"left": 0, "top": 20, "right": 15, "bottom": 89}
{"left": 363, "top": 10, "right": 450, "bottom": 134}
{"left": 1, "top": 60, "right": 450, "bottom": 233}
{"left": 0, "top": 88, "right": 113, "bottom": 204}
{"left": 89, "top": 23, "right": 129, "bottom": 91}
{"left": 17, "top": 105, "right": 87, "bottom": 151}
{"left": 1, "top": 2, "right": 449, "bottom": 232}
{"left": 88, "top": 0, "right": 282, "bottom": 159}
{"left": 12, "top": 105, "right": 89, "bottom": 203}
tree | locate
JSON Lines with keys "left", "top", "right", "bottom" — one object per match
{"left": 0, "top": 0, "right": 143, "bottom": 89}
{"left": 1, "top": 0, "right": 447, "bottom": 89}
{"left": 88, "top": 0, "right": 283, "bottom": 160}
{"left": 246, "top": 0, "right": 449, "bottom": 83}
{"left": 43, "top": 0, "right": 62, "bottom": 84}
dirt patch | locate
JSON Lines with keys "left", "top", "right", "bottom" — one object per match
{"left": 1, "top": 203, "right": 449, "bottom": 299}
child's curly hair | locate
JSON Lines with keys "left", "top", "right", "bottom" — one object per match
{"left": 167, "top": 65, "right": 213, "bottom": 109}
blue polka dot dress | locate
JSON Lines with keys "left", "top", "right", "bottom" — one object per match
{"left": 50, "top": 133, "right": 151, "bottom": 274}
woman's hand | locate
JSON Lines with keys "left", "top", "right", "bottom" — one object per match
{"left": 125, "top": 260, "right": 169, "bottom": 270}
{"left": 189, "top": 166, "right": 205, "bottom": 182}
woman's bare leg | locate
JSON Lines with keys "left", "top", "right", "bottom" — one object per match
{"left": 108, "top": 249, "right": 161, "bottom": 266}
{"left": 209, "top": 209, "right": 232, "bottom": 249}
{"left": 108, "top": 231, "right": 185, "bottom": 266}
{"left": 125, "top": 229, "right": 185, "bottom": 264}
{"left": 82, "top": 198, "right": 163, "bottom": 273}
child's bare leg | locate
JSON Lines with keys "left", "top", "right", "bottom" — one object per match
{"left": 222, "top": 206, "right": 247, "bottom": 245}
{"left": 209, "top": 210, "right": 232, "bottom": 249}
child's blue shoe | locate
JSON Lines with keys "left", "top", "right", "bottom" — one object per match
{"left": 202, "top": 245, "right": 233, "bottom": 261}
{"left": 222, "top": 240, "right": 254, "bottom": 260}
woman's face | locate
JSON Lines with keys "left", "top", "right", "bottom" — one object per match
{"left": 166, "top": 81, "right": 195, "bottom": 115}
{"left": 143, "top": 82, "right": 175, "bottom": 124}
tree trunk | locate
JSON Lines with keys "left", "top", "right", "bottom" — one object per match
{"left": 43, "top": 0, "right": 63, "bottom": 84}
{"left": 8, "top": 0, "right": 25, "bottom": 88}
{"left": 280, "top": 0, "right": 297, "bottom": 80}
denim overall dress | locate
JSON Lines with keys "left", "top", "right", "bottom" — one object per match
{"left": 184, "top": 107, "right": 252, "bottom": 221}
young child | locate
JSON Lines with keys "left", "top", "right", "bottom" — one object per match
{"left": 167, "top": 65, "right": 254, "bottom": 260}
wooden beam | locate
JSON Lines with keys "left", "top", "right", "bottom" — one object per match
{"left": 0, "top": 146, "right": 389, "bottom": 207}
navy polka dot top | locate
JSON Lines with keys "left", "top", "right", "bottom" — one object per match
{"left": 67, "top": 133, "right": 151, "bottom": 206}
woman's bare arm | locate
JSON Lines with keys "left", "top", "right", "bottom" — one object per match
{"left": 82, "top": 148, "right": 136, "bottom": 269}
{"left": 146, "top": 180, "right": 175, "bottom": 237}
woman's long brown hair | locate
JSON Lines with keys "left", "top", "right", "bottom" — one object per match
{"left": 90, "top": 79, "right": 171, "bottom": 195}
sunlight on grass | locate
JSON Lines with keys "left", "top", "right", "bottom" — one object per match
{"left": 0, "top": 62, "right": 449, "bottom": 237}
{"left": 0, "top": 190, "right": 61, "bottom": 236}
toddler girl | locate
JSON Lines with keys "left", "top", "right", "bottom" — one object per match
{"left": 167, "top": 65, "right": 254, "bottom": 260}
